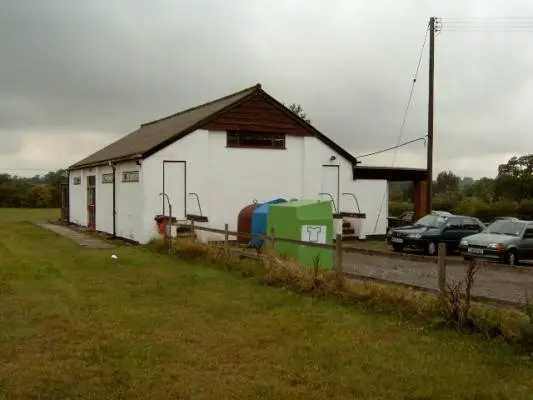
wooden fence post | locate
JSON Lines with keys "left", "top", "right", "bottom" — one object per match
{"left": 335, "top": 234, "right": 343, "bottom": 274}
{"left": 224, "top": 223, "right": 229, "bottom": 256}
{"left": 266, "top": 228, "right": 276, "bottom": 269}
{"left": 438, "top": 242, "right": 447, "bottom": 292}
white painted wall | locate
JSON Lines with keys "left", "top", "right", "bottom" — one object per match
{"left": 206, "top": 131, "right": 305, "bottom": 236}
{"left": 68, "top": 161, "right": 143, "bottom": 242}
{"left": 71, "top": 129, "right": 387, "bottom": 244}
{"left": 115, "top": 161, "right": 142, "bottom": 241}
{"left": 141, "top": 130, "right": 209, "bottom": 244}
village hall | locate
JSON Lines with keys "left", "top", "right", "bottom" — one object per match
{"left": 66, "top": 83, "right": 427, "bottom": 244}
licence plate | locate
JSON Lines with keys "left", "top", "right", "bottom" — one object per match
{"left": 391, "top": 237, "right": 404, "bottom": 244}
{"left": 468, "top": 247, "right": 483, "bottom": 255}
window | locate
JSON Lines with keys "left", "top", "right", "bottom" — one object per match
{"left": 447, "top": 217, "right": 463, "bottom": 230}
{"left": 414, "top": 214, "right": 447, "bottom": 228}
{"left": 102, "top": 173, "right": 114, "bottom": 184}
{"left": 461, "top": 217, "right": 475, "bottom": 230}
{"left": 524, "top": 226, "right": 533, "bottom": 239}
{"left": 73, "top": 176, "right": 81, "bottom": 185}
{"left": 227, "top": 131, "right": 285, "bottom": 149}
{"left": 122, "top": 171, "right": 139, "bottom": 182}
{"left": 486, "top": 220, "right": 526, "bottom": 237}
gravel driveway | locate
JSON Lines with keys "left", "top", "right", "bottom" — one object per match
{"left": 342, "top": 251, "right": 533, "bottom": 305}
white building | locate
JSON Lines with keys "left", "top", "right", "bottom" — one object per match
{"left": 67, "top": 84, "right": 426, "bottom": 244}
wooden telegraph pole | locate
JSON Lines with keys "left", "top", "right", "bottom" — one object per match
{"left": 427, "top": 17, "right": 436, "bottom": 214}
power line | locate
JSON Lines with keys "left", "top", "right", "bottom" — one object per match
{"left": 440, "top": 17, "right": 533, "bottom": 32}
{"left": 372, "top": 22, "right": 430, "bottom": 234}
{"left": 357, "top": 136, "right": 426, "bottom": 159}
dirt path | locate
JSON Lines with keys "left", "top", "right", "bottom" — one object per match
{"left": 34, "top": 222, "right": 114, "bottom": 249}
{"left": 343, "top": 251, "right": 533, "bottom": 304}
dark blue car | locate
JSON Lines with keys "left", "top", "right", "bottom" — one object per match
{"left": 387, "top": 212, "right": 486, "bottom": 256}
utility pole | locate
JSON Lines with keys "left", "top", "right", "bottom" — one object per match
{"left": 426, "top": 17, "right": 436, "bottom": 213}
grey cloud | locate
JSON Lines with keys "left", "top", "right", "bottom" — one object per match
{"left": 0, "top": 130, "right": 23, "bottom": 155}
{"left": 1, "top": 0, "right": 533, "bottom": 176}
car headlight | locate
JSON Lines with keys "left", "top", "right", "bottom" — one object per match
{"left": 487, "top": 243, "right": 505, "bottom": 251}
{"left": 408, "top": 233, "right": 422, "bottom": 239}
{"left": 460, "top": 239, "right": 468, "bottom": 246}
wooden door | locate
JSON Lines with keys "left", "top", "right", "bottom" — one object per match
{"left": 87, "top": 175, "right": 96, "bottom": 229}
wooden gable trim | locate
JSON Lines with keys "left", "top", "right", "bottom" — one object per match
{"left": 203, "top": 95, "right": 311, "bottom": 136}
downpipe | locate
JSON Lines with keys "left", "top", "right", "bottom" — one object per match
{"left": 111, "top": 163, "right": 116, "bottom": 238}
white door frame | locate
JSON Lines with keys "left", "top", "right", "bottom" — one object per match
{"left": 162, "top": 160, "right": 187, "bottom": 217}
{"left": 321, "top": 164, "right": 340, "bottom": 213}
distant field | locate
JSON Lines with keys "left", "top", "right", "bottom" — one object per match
{"left": 0, "top": 208, "right": 59, "bottom": 222}
{"left": 1, "top": 219, "right": 533, "bottom": 398}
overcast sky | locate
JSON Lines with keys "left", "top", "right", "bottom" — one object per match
{"left": 1, "top": 0, "right": 533, "bottom": 178}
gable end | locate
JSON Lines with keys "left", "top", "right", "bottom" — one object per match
{"left": 203, "top": 94, "right": 311, "bottom": 136}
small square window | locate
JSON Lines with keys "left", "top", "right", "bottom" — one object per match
{"left": 73, "top": 176, "right": 81, "bottom": 185}
{"left": 122, "top": 171, "right": 139, "bottom": 182}
{"left": 226, "top": 131, "right": 285, "bottom": 149}
{"left": 102, "top": 173, "right": 114, "bottom": 184}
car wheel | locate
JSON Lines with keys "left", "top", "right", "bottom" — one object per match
{"left": 506, "top": 249, "right": 519, "bottom": 266}
{"left": 427, "top": 241, "right": 438, "bottom": 256}
{"left": 392, "top": 244, "right": 404, "bottom": 252}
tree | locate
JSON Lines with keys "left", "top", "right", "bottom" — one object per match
{"left": 286, "top": 103, "right": 311, "bottom": 124}
{"left": 43, "top": 169, "right": 67, "bottom": 185}
{"left": 463, "top": 177, "right": 495, "bottom": 203}
{"left": 460, "top": 177, "right": 474, "bottom": 188}
{"left": 433, "top": 171, "right": 460, "bottom": 194}
{"left": 495, "top": 155, "right": 533, "bottom": 201}
{"left": 497, "top": 155, "right": 533, "bottom": 179}
{"left": 0, "top": 171, "right": 65, "bottom": 208}
{"left": 27, "top": 185, "right": 53, "bottom": 208}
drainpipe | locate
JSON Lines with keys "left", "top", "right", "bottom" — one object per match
{"left": 111, "top": 162, "right": 116, "bottom": 238}
{"left": 67, "top": 170, "right": 71, "bottom": 224}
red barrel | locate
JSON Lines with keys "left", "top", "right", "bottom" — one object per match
{"left": 237, "top": 203, "right": 259, "bottom": 244}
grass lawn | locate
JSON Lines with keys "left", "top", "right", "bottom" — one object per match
{"left": 0, "top": 207, "right": 59, "bottom": 222}
{"left": 1, "top": 210, "right": 533, "bottom": 399}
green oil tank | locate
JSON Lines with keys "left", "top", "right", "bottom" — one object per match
{"left": 266, "top": 199, "right": 334, "bottom": 270}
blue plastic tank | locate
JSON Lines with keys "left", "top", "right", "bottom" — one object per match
{"left": 249, "top": 198, "right": 287, "bottom": 248}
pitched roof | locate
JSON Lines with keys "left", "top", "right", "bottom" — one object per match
{"left": 69, "top": 83, "right": 359, "bottom": 169}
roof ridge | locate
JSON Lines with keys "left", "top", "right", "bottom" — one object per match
{"left": 140, "top": 83, "right": 261, "bottom": 127}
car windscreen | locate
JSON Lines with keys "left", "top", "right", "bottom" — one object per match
{"left": 413, "top": 214, "right": 447, "bottom": 229}
{"left": 485, "top": 220, "right": 526, "bottom": 236}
